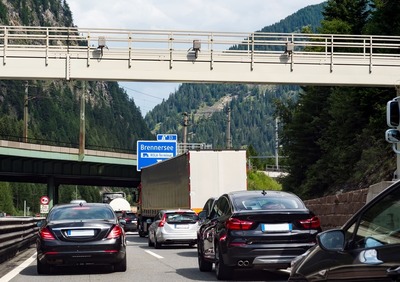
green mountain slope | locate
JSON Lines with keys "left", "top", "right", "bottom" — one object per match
{"left": 0, "top": 0, "right": 154, "bottom": 215}
{"left": 145, "top": 3, "right": 325, "bottom": 158}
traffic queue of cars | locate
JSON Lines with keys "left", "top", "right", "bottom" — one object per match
{"left": 35, "top": 182, "right": 400, "bottom": 280}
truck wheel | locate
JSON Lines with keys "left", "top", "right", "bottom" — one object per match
{"left": 139, "top": 230, "right": 146, "bottom": 237}
{"left": 215, "top": 244, "right": 233, "bottom": 280}
{"left": 197, "top": 244, "right": 212, "bottom": 272}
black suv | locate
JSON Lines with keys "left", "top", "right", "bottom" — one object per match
{"left": 197, "top": 190, "right": 321, "bottom": 280}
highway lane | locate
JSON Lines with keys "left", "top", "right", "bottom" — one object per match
{"left": 1, "top": 232, "right": 289, "bottom": 282}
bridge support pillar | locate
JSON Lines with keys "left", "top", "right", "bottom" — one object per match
{"left": 47, "top": 177, "right": 59, "bottom": 208}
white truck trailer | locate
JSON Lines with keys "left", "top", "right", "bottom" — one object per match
{"left": 136, "top": 150, "right": 247, "bottom": 237}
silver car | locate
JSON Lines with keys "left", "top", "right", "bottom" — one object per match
{"left": 148, "top": 209, "right": 199, "bottom": 248}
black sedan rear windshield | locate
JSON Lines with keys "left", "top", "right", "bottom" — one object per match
{"left": 234, "top": 196, "right": 305, "bottom": 211}
{"left": 49, "top": 206, "right": 115, "bottom": 221}
{"left": 165, "top": 212, "right": 198, "bottom": 223}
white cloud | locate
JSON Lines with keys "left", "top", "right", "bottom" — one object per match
{"left": 66, "top": 0, "right": 325, "bottom": 115}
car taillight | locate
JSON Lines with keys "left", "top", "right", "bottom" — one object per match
{"left": 40, "top": 227, "right": 56, "bottom": 240}
{"left": 158, "top": 214, "right": 167, "bottom": 227}
{"left": 107, "top": 225, "right": 123, "bottom": 239}
{"left": 226, "top": 218, "right": 254, "bottom": 230}
{"left": 299, "top": 216, "right": 321, "bottom": 229}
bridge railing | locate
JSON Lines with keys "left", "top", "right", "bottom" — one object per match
{"left": 1, "top": 26, "right": 400, "bottom": 68}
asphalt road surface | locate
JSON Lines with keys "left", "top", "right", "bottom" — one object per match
{"left": 0, "top": 232, "right": 290, "bottom": 282}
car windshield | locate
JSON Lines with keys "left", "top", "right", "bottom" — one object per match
{"left": 126, "top": 213, "right": 137, "bottom": 219}
{"left": 234, "top": 195, "right": 305, "bottom": 210}
{"left": 165, "top": 212, "right": 198, "bottom": 223}
{"left": 48, "top": 206, "right": 115, "bottom": 221}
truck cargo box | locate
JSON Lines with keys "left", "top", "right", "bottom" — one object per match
{"left": 140, "top": 150, "right": 247, "bottom": 215}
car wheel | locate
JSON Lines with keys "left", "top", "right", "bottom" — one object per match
{"left": 154, "top": 234, "right": 162, "bottom": 249}
{"left": 148, "top": 234, "right": 154, "bottom": 247}
{"left": 189, "top": 242, "right": 196, "bottom": 248}
{"left": 139, "top": 230, "right": 146, "bottom": 237}
{"left": 215, "top": 244, "right": 233, "bottom": 280}
{"left": 37, "top": 258, "right": 51, "bottom": 274}
{"left": 114, "top": 254, "right": 127, "bottom": 272}
{"left": 197, "top": 243, "right": 212, "bottom": 272}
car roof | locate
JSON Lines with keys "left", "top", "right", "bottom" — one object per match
{"left": 226, "top": 190, "right": 298, "bottom": 198}
{"left": 51, "top": 203, "right": 111, "bottom": 209}
{"left": 160, "top": 209, "right": 196, "bottom": 213}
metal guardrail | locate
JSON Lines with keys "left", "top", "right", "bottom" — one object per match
{"left": 0, "top": 216, "right": 43, "bottom": 264}
{"left": 177, "top": 143, "right": 212, "bottom": 154}
{"left": 1, "top": 26, "right": 400, "bottom": 64}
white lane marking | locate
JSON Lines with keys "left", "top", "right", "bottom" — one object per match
{"left": 0, "top": 252, "right": 36, "bottom": 282}
{"left": 145, "top": 250, "right": 164, "bottom": 259}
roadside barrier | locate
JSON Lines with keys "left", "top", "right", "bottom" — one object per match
{"left": 0, "top": 217, "right": 43, "bottom": 263}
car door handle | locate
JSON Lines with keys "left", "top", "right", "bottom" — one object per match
{"left": 387, "top": 266, "right": 400, "bottom": 280}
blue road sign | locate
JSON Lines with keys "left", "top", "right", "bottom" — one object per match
{"left": 157, "top": 134, "right": 178, "bottom": 141}
{"left": 137, "top": 140, "right": 177, "bottom": 171}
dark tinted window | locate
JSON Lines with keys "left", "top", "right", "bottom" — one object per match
{"left": 214, "top": 196, "right": 231, "bottom": 217}
{"left": 125, "top": 213, "right": 137, "bottom": 220}
{"left": 348, "top": 187, "right": 400, "bottom": 248}
{"left": 233, "top": 195, "right": 305, "bottom": 211}
{"left": 165, "top": 212, "right": 198, "bottom": 223}
{"left": 49, "top": 206, "right": 115, "bottom": 221}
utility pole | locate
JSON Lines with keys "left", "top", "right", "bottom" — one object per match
{"left": 23, "top": 83, "right": 28, "bottom": 142}
{"left": 275, "top": 117, "right": 279, "bottom": 170}
{"left": 226, "top": 107, "right": 231, "bottom": 149}
{"left": 79, "top": 85, "right": 86, "bottom": 160}
{"left": 182, "top": 112, "right": 189, "bottom": 145}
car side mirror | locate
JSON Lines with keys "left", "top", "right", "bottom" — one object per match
{"left": 119, "top": 219, "right": 127, "bottom": 225}
{"left": 317, "top": 229, "right": 345, "bottom": 251}
{"left": 146, "top": 219, "right": 152, "bottom": 224}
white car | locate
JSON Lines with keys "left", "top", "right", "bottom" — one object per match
{"left": 148, "top": 209, "right": 199, "bottom": 248}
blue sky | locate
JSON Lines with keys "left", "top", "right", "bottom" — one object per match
{"left": 67, "top": 0, "right": 325, "bottom": 116}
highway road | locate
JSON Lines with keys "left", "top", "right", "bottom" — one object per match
{"left": 0, "top": 232, "right": 290, "bottom": 282}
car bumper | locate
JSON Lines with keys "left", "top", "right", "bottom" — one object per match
{"left": 157, "top": 231, "right": 197, "bottom": 244}
{"left": 37, "top": 249, "right": 126, "bottom": 266}
{"left": 37, "top": 239, "right": 126, "bottom": 266}
{"left": 124, "top": 223, "right": 138, "bottom": 232}
{"left": 222, "top": 243, "right": 315, "bottom": 270}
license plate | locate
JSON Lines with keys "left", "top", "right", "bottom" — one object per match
{"left": 261, "top": 223, "right": 292, "bottom": 232}
{"left": 175, "top": 224, "right": 189, "bottom": 229}
{"left": 67, "top": 229, "right": 95, "bottom": 236}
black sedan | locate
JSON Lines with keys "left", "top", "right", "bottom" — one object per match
{"left": 197, "top": 190, "right": 321, "bottom": 280}
{"left": 36, "top": 202, "right": 127, "bottom": 274}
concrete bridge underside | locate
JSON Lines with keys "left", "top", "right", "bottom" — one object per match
{"left": 0, "top": 140, "right": 140, "bottom": 205}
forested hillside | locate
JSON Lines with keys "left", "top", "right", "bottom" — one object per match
{"left": 278, "top": 0, "right": 399, "bottom": 199}
{"left": 145, "top": 3, "right": 325, "bottom": 157}
{"left": 0, "top": 0, "right": 153, "bottom": 215}
{"left": 146, "top": 0, "right": 400, "bottom": 200}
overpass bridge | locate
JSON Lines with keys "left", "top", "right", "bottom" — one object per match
{"left": 0, "top": 138, "right": 140, "bottom": 207}
{"left": 1, "top": 26, "right": 400, "bottom": 86}
{"left": 2, "top": 25, "right": 400, "bottom": 205}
